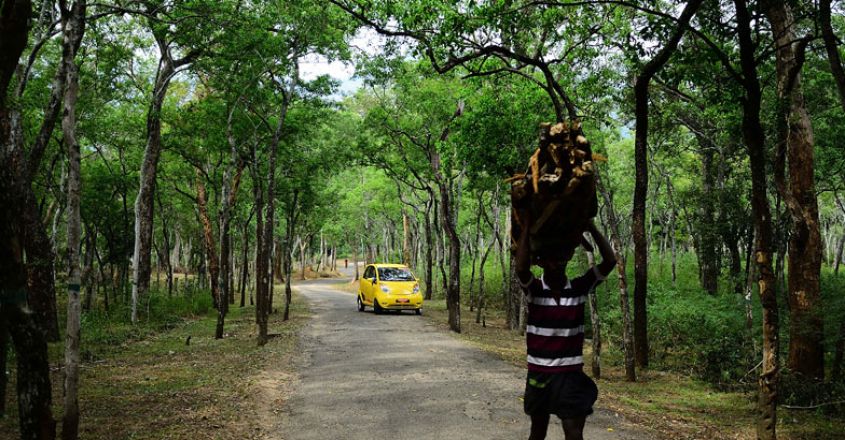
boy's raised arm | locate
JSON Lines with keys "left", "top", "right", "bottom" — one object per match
{"left": 515, "top": 210, "right": 533, "bottom": 285}
{"left": 586, "top": 220, "right": 617, "bottom": 277}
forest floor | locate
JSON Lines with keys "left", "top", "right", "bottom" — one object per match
{"left": 0, "top": 283, "right": 310, "bottom": 440}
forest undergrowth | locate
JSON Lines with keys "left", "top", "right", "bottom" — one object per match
{"left": 0, "top": 284, "right": 309, "bottom": 440}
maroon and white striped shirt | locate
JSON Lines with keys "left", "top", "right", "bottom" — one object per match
{"left": 521, "top": 267, "right": 605, "bottom": 373}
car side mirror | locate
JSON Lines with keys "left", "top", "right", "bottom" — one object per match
{"left": 371, "top": 279, "right": 376, "bottom": 285}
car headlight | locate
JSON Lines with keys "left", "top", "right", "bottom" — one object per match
{"left": 380, "top": 285, "right": 390, "bottom": 293}
{"left": 413, "top": 284, "right": 420, "bottom": 294}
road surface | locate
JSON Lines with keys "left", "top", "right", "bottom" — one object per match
{"left": 277, "top": 269, "right": 643, "bottom": 440}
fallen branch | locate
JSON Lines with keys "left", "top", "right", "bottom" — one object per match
{"left": 783, "top": 399, "right": 845, "bottom": 410}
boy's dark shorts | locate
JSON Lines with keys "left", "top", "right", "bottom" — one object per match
{"left": 524, "top": 370, "right": 598, "bottom": 419}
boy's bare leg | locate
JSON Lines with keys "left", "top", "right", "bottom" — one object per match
{"left": 529, "top": 413, "right": 551, "bottom": 440}
{"left": 561, "top": 417, "right": 586, "bottom": 440}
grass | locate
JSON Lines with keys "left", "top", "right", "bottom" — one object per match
{"left": 420, "top": 299, "right": 845, "bottom": 440}
{"left": 1, "top": 283, "right": 309, "bottom": 440}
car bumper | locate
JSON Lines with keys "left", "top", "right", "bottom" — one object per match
{"left": 376, "top": 294, "right": 423, "bottom": 310}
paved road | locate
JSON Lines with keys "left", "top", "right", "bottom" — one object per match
{"left": 279, "top": 268, "right": 642, "bottom": 440}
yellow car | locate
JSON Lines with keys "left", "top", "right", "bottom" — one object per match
{"left": 357, "top": 263, "right": 423, "bottom": 315}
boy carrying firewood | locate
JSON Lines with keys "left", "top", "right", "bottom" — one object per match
{"left": 509, "top": 120, "right": 615, "bottom": 439}
{"left": 514, "top": 213, "right": 616, "bottom": 440}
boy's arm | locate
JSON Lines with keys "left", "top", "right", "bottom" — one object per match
{"left": 515, "top": 209, "right": 533, "bottom": 285}
{"left": 586, "top": 220, "right": 617, "bottom": 277}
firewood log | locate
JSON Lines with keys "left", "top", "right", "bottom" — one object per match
{"left": 509, "top": 121, "right": 602, "bottom": 262}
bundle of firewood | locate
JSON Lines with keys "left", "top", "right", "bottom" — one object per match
{"left": 509, "top": 120, "right": 602, "bottom": 261}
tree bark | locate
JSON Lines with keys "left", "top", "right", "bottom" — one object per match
{"left": 735, "top": 1, "right": 780, "bottom": 436}
{"left": 631, "top": 0, "right": 704, "bottom": 366}
{"left": 698, "top": 148, "right": 719, "bottom": 294}
{"left": 833, "top": 319, "right": 845, "bottom": 381}
{"left": 258, "top": 63, "right": 297, "bottom": 344}
{"left": 819, "top": 0, "right": 845, "bottom": 114}
{"left": 764, "top": 0, "right": 824, "bottom": 381}
{"left": 402, "top": 212, "right": 411, "bottom": 266}
{"left": 0, "top": 323, "right": 7, "bottom": 417}
{"left": 284, "top": 191, "right": 298, "bottom": 321}
{"left": 252, "top": 157, "right": 267, "bottom": 345}
{"left": 597, "top": 173, "right": 636, "bottom": 382}
{"left": 240, "top": 217, "right": 250, "bottom": 307}
{"left": 196, "top": 172, "right": 221, "bottom": 313}
{"left": 60, "top": 1, "right": 87, "bottom": 437}
{"left": 585, "top": 243, "right": 602, "bottom": 380}
{"left": 132, "top": 38, "right": 177, "bottom": 322}
{"left": 216, "top": 139, "right": 244, "bottom": 337}
{"left": 423, "top": 192, "right": 434, "bottom": 300}
{"left": 1, "top": 3, "right": 58, "bottom": 437}
{"left": 431, "top": 104, "right": 463, "bottom": 333}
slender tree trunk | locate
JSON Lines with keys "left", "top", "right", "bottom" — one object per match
{"left": 217, "top": 112, "right": 244, "bottom": 334}
{"left": 597, "top": 173, "right": 636, "bottom": 381}
{"left": 253, "top": 158, "right": 267, "bottom": 344}
{"left": 764, "top": 0, "right": 824, "bottom": 380}
{"left": 240, "top": 219, "right": 249, "bottom": 307}
{"left": 819, "top": 0, "right": 845, "bottom": 114}
{"left": 284, "top": 192, "right": 298, "bottom": 321}
{"left": 438, "top": 180, "right": 461, "bottom": 333}
{"left": 132, "top": 46, "right": 176, "bottom": 323}
{"left": 631, "top": 0, "right": 703, "bottom": 367}
{"left": 735, "top": 1, "right": 780, "bottom": 436}
{"left": 0, "top": 323, "right": 7, "bottom": 417}
{"left": 196, "top": 173, "right": 221, "bottom": 313}
{"left": 833, "top": 318, "right": 845, "bottom": 381}
{"left": 585, "top": 244, "right": 601, "bottom": 380}
{"left": 60, "top": 2, "right": 87, "bottom": 436}
{"left": 258, "top": 65, "right": 296, "bottom": 343}
{"left": 424, "top": 194, "right": 434, "bottom": 300}
{"left": 403, "top": 212, "right": 411, "bottom": 266}
{"left": 698, "top": 148, "right": 719, "bottom": 294}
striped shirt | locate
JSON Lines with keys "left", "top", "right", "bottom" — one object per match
{"left": 521, "top": 267, "right": 605, "bottom": 373}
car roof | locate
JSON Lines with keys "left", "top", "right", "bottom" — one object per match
{"left": 370, "top": 263, "right": 409, "bottom": 268}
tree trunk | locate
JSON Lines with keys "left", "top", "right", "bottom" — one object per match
{"left": 253, "top": 160, "right": 267, "bottom": 344}
{"left": 132, "top": 49, "right": 175, "bottom": 323}
{"left": 585, "top": 244, "right": 601, "bottom": 380}
{"left": 819, "top": 0, "right": 845, "bottom": 114}
{"left": 217, "top": 112, "right": 244, "bottom": 334}
{"left": 735, "top": 1, "right": 780, "bottom": 436}
{"left": 764, "top": 0, "right": 824, "bottom": 381}
{"left": 1, "top": 4, "right": 58, "bottom": 436}
{"left": 284, "top": 191, "right": 298, "bottom": 322}
{"left": 60, "top": 1, "right": 87, "bottom": 436}
{"left": 437, "top": 179, "right": 461, "bottom": 333}
{"left": 403, "top": 212, "right": 411, "bottom": 266}
{"left": 698, "top": 148, "right": 719, "bottom": 294}
{"left": 258, "top": 65, "right": 296, "bottom": 344}
{"left": 597, "top": 173, "right": 636, "bottom": 382}
{"left": 196, "top": 173, "right": 221, "bottom": 313}
{"left": 833, "top": 319, "right": 845, "bottom": 381}
{"left": 631, "top": 0, "right": 703, "bottom": 368}
{"left": 240, "top": 219, "right": 250, "bottom": 307}
{"left": 424, "top": 193, "right": 434, "bottom": 300}
{"left": 0, "top": 323, "right": 7, "bottom": 417}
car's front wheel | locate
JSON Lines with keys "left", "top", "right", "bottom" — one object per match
{"left": 373, "top": 298, "right": 383, "bottom": 314}
{"left": 357, "top": 295, "right": 365, "bottom": 312}
{"left": 415, "top": 308, "right": 422, "bottom": 316}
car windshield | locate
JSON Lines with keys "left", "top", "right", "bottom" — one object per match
{"left": 377, "top": 267, "right": 415, "bottom": 281}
